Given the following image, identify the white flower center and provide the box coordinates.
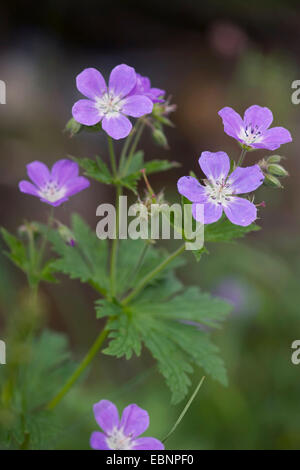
[95,92,124,118]
[205,178,233,207]
[39,181,66,203]
[239,124,263,146]
[106,427,133,450]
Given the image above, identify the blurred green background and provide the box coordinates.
[1,0,300,450]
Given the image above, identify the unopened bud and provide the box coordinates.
[57,223,76,246]
[267,163,289,177]
[267,154,284,164]
[65,117,82,137]
[152,128,168,148]
[264,173,283,188]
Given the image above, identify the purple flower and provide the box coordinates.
[218,105,292,151]
[129,73,165,103]
[177,151,264,226]
[90,400,164,450]
[19,159,90,207]
[72,65,153,140]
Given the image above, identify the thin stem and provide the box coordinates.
[122,120,145,176]
[162,376,205,444]
[107,136,117,177]
[110,184,122,299]
[122,243,186,306]
[46,327,108,410]
[237,148,247,167]
[119,129,135,173]
[37,206,54,269]
[131,242,150,283]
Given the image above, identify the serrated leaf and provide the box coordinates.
[41,214,109,294]
[71,155,113,184]
[102,266,230,403]
[205,217,260,243]
[1,228,28,272]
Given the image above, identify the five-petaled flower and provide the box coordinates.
[72,65,154,140]
[129,73,165,103]
[19,159,90,207]
[177,151,265,226]
[90,400,164,450]
[218,105,292,151]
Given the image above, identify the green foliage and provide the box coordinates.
[40,214,109,295]
[98,266,230,404]
[0,228,57,286]
[73,151,179,194]
[205,217,260,243]
[0,330,75,450]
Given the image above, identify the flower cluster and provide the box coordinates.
[177,105,292,227]
[72,65,162,140]
[90,400,164,450]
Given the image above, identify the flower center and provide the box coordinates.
[239,124,263,145]
[95,93,124,117]
[106,428,133,450]
[204,178,233,206]
[39,181,66,203]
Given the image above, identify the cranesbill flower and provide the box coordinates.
[19,159,90,207]
[90,400,164,450]
[177,151,264,226]
[218,105,292,151]
[72,65,153,140]
[129,73,165,103]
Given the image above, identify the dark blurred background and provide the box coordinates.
[1,0,300,449]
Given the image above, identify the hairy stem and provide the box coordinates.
[237,148,247,167]
[122,119,146,176]
[107,136,117,177]
[46,327,108,410]
[122,243,186,306]
[110,184,121,299]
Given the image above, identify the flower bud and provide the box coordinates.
[57,223,76,246]
[266,154,284,164]
[264,173,283,188]
[152,128,168,148]
[65,117,82,137]
[267,163,289,177]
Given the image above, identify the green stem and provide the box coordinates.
[46,327,108,410]
[122,243,186,306]
[119,130,135,173]
[162,376,205,444]
[107,136,117,177]
[110,185,122,299]
[37,206,54,269]
[237,148,247,167]
[122,120,145,176]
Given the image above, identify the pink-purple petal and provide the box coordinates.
[51,159,79,187]
[122,95,153,117]
[218,107,244,141]
[18,180,39,197]
[64,176,90,198]
[132,437,165,450]
[108,64,136,98]
[192,201,223,224]
[93,400,119,434]
[243,105,273,132]
[228,164,264,194]
[120,404,149,439]
[26,161,50,188]
[252,126,292,151]
[90,431,110,450]
[224,197,257,226]
[177,176,206,202]
[102,114,132,140]
[72,99,102,126]
[76,68,107,100]
[199,151,230,181]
